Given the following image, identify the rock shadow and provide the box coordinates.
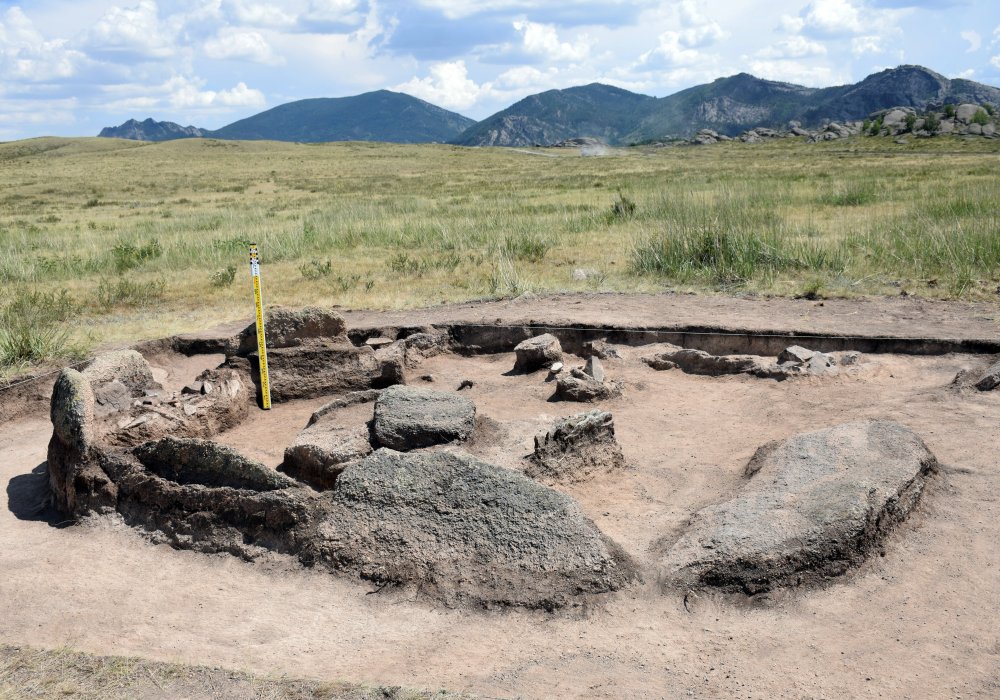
[6,462,70,527]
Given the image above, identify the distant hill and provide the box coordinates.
[209,90,475,143]
[451,83,655,147]
[98,118,206,141]
[458,65,1000,145]
[100,90,475,144]
[100,65,1000,147]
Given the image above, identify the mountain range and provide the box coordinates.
[99,65,1000,147]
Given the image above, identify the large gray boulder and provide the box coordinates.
[82,350,157,396]
[315,449,636,609]
[513,333,562,372]
[975,360,1000,391]
[661,420,937,594]
[282,422,373,490]
[372,385,475,451]
[227,306,347,357]
[528,410,625,482]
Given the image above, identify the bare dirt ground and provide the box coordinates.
[2,294,999,699]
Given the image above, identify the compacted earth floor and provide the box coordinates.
[2,295,999,699]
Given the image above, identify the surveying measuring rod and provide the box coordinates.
[249,244,272,409]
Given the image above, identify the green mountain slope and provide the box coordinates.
[207,90,475,143]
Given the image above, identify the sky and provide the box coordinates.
[2,0,1000,140]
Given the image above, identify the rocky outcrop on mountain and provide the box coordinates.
[99,118,206,142]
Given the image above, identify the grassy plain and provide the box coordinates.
[1,134,999,373]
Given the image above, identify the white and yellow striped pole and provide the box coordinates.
[249,244,271,410]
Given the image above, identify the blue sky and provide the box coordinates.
[1,0,999,140]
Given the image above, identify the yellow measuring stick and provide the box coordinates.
[249,244,271,409]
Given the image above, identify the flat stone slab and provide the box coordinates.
[661,420,937,594]
[372,385,475,451]
[976,360,1000,391]
[315,449,636,609]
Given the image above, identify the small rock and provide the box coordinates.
[584,340,621,360]
[182,381,203,395]
[419,374,434,382]
[549,362,564,373]
[513,334,563,373]
[975,360,1000,391]
[528,410,625,482]
[142,389,161,398]
[778,345,815,365]
[840,351,862,366]
[556,369,621,402]
[366,337,394,349]
[182,404,199,416]
[572,268,599,281]
[457,379,474,391]
[584,356,605,382]
[200,380,213,395]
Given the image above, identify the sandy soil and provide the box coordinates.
[2,298,999,699]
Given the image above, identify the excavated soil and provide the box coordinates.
[2,294,999,699]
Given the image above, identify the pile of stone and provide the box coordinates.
[642,344,861,379]
[869,103,997,139]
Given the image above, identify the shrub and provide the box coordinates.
[923,113,941,133]
[210,265,237,287]
[944,104,957,119]
[0,288,81,369]
[299,260,333,279]
[971,109,989,126]
[501,232,550,262]
[904,113,917,132]
[608,191,636,221]
[112,239,162,272]
[868,118,883,136]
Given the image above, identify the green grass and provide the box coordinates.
[1,134,999,372]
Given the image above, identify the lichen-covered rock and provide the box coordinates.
[48,368,117,516]
[82,350,157,396]
[372,385,475,451]
[227,306,347,357]
[315,449,636,609]
[282,422,373,490]
[528,410,625,482]
[513,333,562,373]
[975,360,1000,391]
[50,368,95,451]
[555,368,621,402]
[660,420,937,595]
[134,437,294,491]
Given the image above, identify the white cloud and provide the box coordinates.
[747,60,847,87]
[756,36,827,59]
[225,0,297,28]
[86,0,177,59]
[164,76,265,109]
[493,65,555,90]
[638,0,727,68]
[395,60,482,110]
[203,27,281,64]
[953,68,975,79]
[852,35,883,56]
[960,30,981,53]
[801,0,864,35]
[304,0,364,24]
[513,20,591,62]
[991,54,1000,70]
[0,7,85,81]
